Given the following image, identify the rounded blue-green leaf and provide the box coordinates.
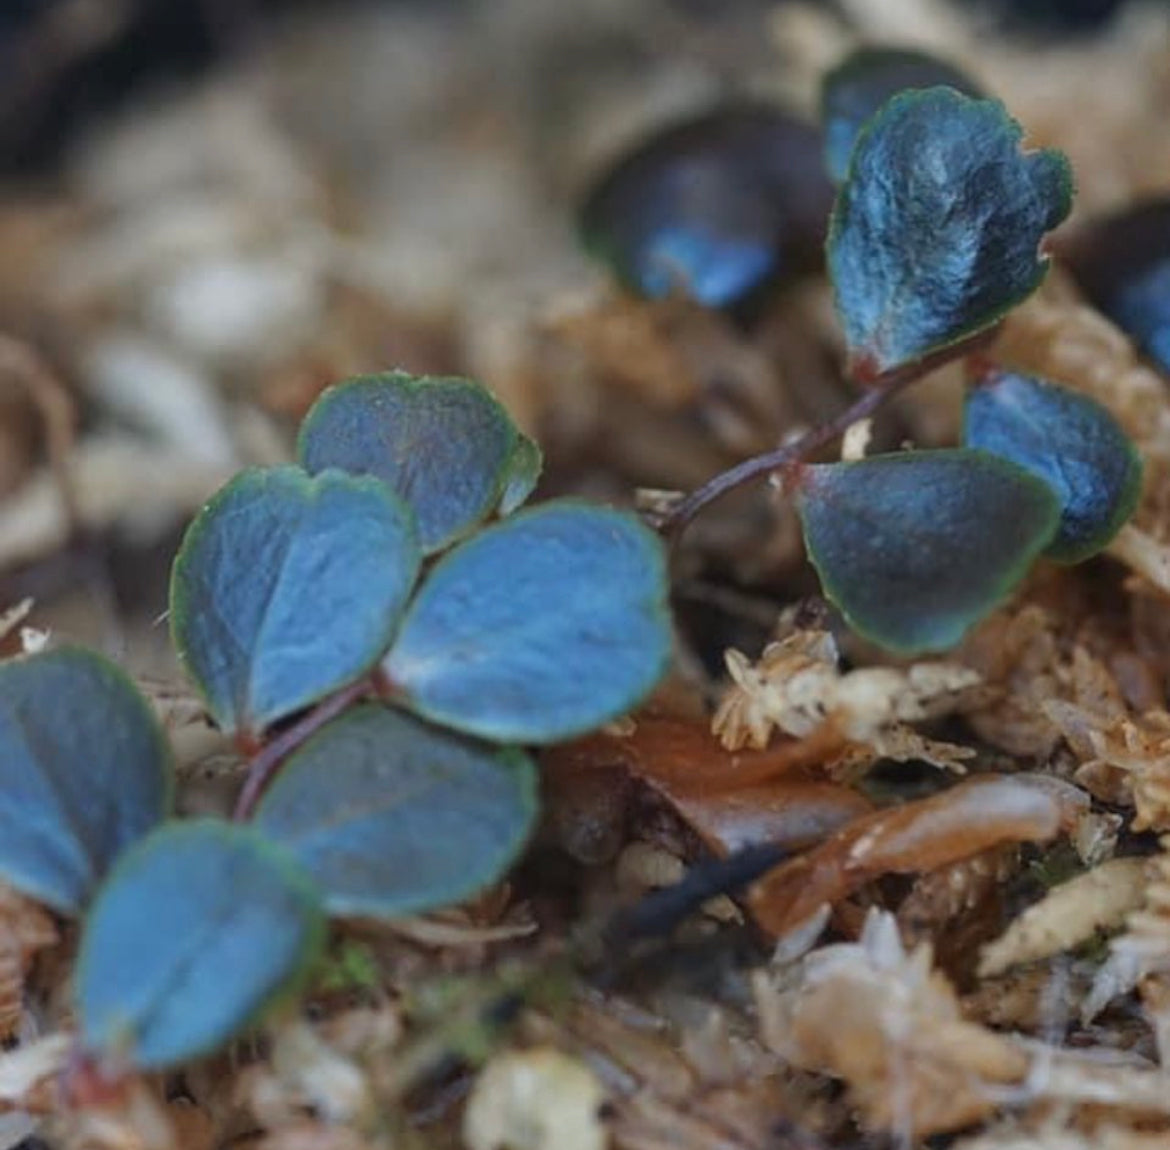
[579,103,834,310]
[828,88,1073,383]
[77,820,324,1070]
[170,465,420,739]
[254,705,537,918]
[821,48,983,183]
[964,371,1142,563]
[796,449,1061,653]
[0,648,171,914]
[383,501,672,743]
[297,372,542,553]
[1066,198,1170,374]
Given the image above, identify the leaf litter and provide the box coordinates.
[6,1,1170,1148]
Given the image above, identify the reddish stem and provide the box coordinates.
[658,327,1003,540]
[233,677,375,820]
[659,322,1006,545]
[659,380,903,538]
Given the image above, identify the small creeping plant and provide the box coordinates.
[0,371,672,1074]
[585,48,1142,653]
[0,46,1148,1083]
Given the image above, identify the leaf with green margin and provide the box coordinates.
[76,820,324,1071]
[795,449,1060,653]
[963,370,1143,563]
[821,47,983,184]
[170,465,420,738]
[254,705,537,918]
[0,648,171,914]
[828,88,1073,383]
[297,372,542,553]
[382,501,672,743]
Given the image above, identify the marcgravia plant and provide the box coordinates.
[0,371,672,1075]
[585,47,1142,653]
[0,47,1146,1083]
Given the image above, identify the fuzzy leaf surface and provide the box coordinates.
[796,449,1060,653]
[0,648,171,914]
[298,373,541,552]
[77,821,324,1070]
[828,88,1072,382]
[170,465,419,738]
[383,501,672,743]
[255,705,537,918]
[821,48,982,183]
[964,371,1142,562]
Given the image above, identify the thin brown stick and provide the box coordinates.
[233,677,375,820]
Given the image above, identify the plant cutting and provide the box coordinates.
[0,370,673,1076]
[586,54,1142,653]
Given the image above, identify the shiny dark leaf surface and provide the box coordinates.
[0,648,171,913]
[1066,199,1170,375]
[964,370,1142,562]
[77,821,324,1070]
[171,466,420,738]
[796,449,1060,652]
[299,373,541,553]
[580,104,834,309]
[255,705,537,918]
[384,501,672,743]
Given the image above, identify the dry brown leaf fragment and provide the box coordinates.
[713,630,981,773]
[978,857,1148,978]
[755,910,1028,1138]
[541,716,864,861]
[747,775,1088,938]
[463,1047,607,1150]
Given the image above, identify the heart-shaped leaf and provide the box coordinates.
[254,705,537,918]
[383,501,672,743]
[298,373,541,553]
[964,370,1142,562]
[0,648,171,914]
[795,449,1060,653]
[1066,198,1170,374]
[580,104,834,309]
[828,88,1072,383]
[821,47,983,183]
[77,821,324,1070]
[171,465,420,739]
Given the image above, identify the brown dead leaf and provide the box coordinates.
[748,775,1089,938]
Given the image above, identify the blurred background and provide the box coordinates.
[0,0,1165,677]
